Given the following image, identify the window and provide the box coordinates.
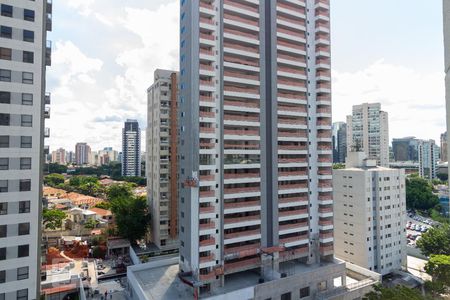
[24,9,35,21]
[17,289,28,300]
[21,136,32,148]
[1,4,12,17]
[23,51,34,63]
[19,179,31,191]
[18,245,29,258]
[23,30,34,42]
[0,69,11,82]
[0,202,6,215]
[0,47,11,60]
[281,292,291,300]
[0,114,10,125]
[22,72,33,84]
[0,225,6,237]
[0,136,8,148]
[21,115,32,127]
[17,267,29,280]
[0,26,12,39]
[0,270,4,283]
[22,93,33,105]
[20,158,31,170]
[300,287,310,298]
[0,180,7,193]
[19,201,30,213]
[0,92,10,104]
[0,158,8,170]
[0,247,5,260]
[18,223,30,235]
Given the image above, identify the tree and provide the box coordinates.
[121,176,147,186]
[425,255,450,288]
[84,218,99,230]
[44,173,65,187]
[107,183,134,201]
[45,163,68,174]
[94,202,111,210]
[43,209,67,230]
[406,176,439,210]
[364,284,430,300]
[333,163,345,170]
[437,172,448,182]
[417,224,450,256]
[110,195,150,243]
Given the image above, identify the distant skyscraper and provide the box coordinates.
[392,137,419,162]
[122,119,141,177]
[440,132,448,162]
[346,103,389,167]
[0,0,52,298]
[75,142,91,165]
[51,148,66,165]
[332,122,347,163]
[66,151,75,164]
[147,69,179,250]
[418,139,439,180]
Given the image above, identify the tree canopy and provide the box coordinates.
[364,284,430,300]
[425,254,450,288]
[107,183,135,201]
[44,173,65,187]
[416,224,450,256]
[43,209,67,230]
[406,175,439,210]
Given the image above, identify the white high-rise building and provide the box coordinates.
[418,139,439,180]
[0,0,52,298]
[334,152,407,276]
[75,142,91,166]
[346,103,389,167]
[146,69,179,250]
[121,119,141,177]
[51,148,66,165]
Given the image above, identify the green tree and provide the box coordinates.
[416,224,450,256]
[107,183,135,201]
[437,173,448,182]
[43,209,67,230]
[45,163,68,174]
[333,163,345,170]
[110,195,150,243]
[84,218,99,230]
[364,284,429,300]
[425,255,450,288]
[406,176,439,210]
[121,176,147,186]
[94,202,111,210]
[44,173,65,187]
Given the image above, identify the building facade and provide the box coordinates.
[444,1,450,179]
[51,148,66,165]
[332,122,346,164]
[74,142,91,166]
[334,152,407,276]
[147,69,179,250]
[440,132,447,162]
[418,139,439,180]
[179,0,337,295]
[0,0,52,298]
[346,103,389,167]
[392,137,419,162]
[121,119,141,177]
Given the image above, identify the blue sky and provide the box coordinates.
[47,0,446,151]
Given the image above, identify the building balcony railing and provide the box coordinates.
[45,92,51,105]
[200,174,215,181]
[279,171,307,177]
[280,247,308,258]
[200,190,215,198]
[279,222,308,231]
[224,0,259,13]
[320,245,334,254]
[200,17,214,25]
[200,206,215,214]
[224,100,259,108]
[224,143,260,150]
[224,114,259,122]
[200,127,215,134]
[279,209,308,217]
[278,78,307,88]
[319,219,333,226]
[199,1,214,10]
[200,221,215,230]
[278,184,308,191]
[224,214,260,224]
[224,173,260,180]
[224,85,260,95]
[199,237,215,247]
[224,55,260,67]
[278,66,306,75]
[280,234,308,244]
[199,272,216,281]
[318,207,333,213]
[224,13,259,26]
[44,127,50,138]
[224,28,259,40]
[46,40,52,66]
[278,53,306,63]
[200,95,214,102]
[224,71,259,81]
[224,42,259,54]
[200,79,214,86]
[200,33,215,41]
[224,243,260,256]
[319,232,333,239]
[277,27,305,38]
[317,107,331,114]
[278,157,307,164]
[279,196,308,204]
[224,129,259,136]
[200,111,215,118]
[44,106,50,119]
[224,257,260,272]
[224,200,260,209]
[278,145,307,151]
[278,105,307,113]
[277,2,306,14]
[224,186,260,195]
[277,40,306,50]
[200,48,214,56]
[277,15,306,26]
[200,253,216,263]
[278,131,307,138]
[224,228,260,239]
[318,170,332,175]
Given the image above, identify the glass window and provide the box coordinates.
[0,158,8,170]
[20,158,31,170]
[21,115,32,127]
[0,202,6,215]
[0,114,10,126]
[19,201,30,213]
[1,4,12,17]
[0,47,11,60]
[17,267,29,280]
[21,136,32,148]
[0,92,10,104]
[0,225,5,238]
[22,93,33,105]
[23,51,33,63]
[18,223,29,235]
[19,179,31,192]
[0,181,7,193]
[18,245,29,258]
[24,9,35,21]
[0,26,12,39]
[0,69,11,82]
[0,293,4,300]
[0,136,8,148]
[0,270,5,283]
[0,247,5,260]
[23,30,34,42]
[300,287,310,298]
[17,289,28,300]
[22,72,33,84]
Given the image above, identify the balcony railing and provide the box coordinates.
[224,200,260,209]
[224,228,260,239]
[224,0,259,13]
[199,237,215,247]
[279,208,308,216]
[224,186,260,194]
[224,214,260,224]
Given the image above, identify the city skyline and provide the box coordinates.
[46,0,445,151]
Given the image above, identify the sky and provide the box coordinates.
[47,0,446,152]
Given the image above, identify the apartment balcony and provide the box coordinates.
[224,257,260,274]
[199,111,215,119]
[43,145,50,155]
[199,272,216,282]
[224,70,260,82]
[224,28,259,45]
[277,2,306,18]
[320,244,334,256]
[44,127,50,138]
[278,104,307,114]
[200,16,214,26]
[224,228,260,240]
[224,114,259,124]
[224,214,260,225]
[277,14,306,30]
[319,219,333,230]
[200,126,215,134]
[223,0,259,17]
[199,237,216,247]
[46,12,52,32]
[224,243,260,257]
[224,200,260,211]
[315,0,330,9]
[277,27,306,43]
[200,33,215,46]
[224,129,259,137]
[224,143,260,151]
[278,145,307,151]
[46,40,52,66]
[279,170,308,178]
[277,53,307,67]
[278,157,307,164]
[277,40,307,53]
[317,95,331,105]
[278,78,307,92]
[44,106,50,119]
[224,172,260,180]
[224,13,259,32]
[278,65,306,78]
[279,247,308,261]
[224,186,260,195]
[200,253,216,264]
[317,107,332,116]
[199,1,214,13]
[46,0,52,14]
[200,206,215,215]
[318,169,332,176]
[278,131,307,138]
[279,222,308,232]
[224,85,260,98]
[279,196,308,205]
[200,190,215,198]
[279,234,308,247]
[319,207,333,214]
[316,10,330,22]
[279,208,308,217]
[200,95,214,103]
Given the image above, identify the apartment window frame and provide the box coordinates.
[19,179,31,192]
[23,51,34,63]
[19,201,30,214]
[18,222,30,235]
[0,69,11,82]
[0,225,6,238]
[0,26,12,39]
[1,4,12,17]
[21,114,32,127]
[17,244,29,258]
[0,202,7,215]
[23,9,35,22]
[0,91,10,104]
[20,157,31,170]
[22,93,33,105]
[300,287,310,298]
[0,113,10,126]
[21,136,32,148]
[0,180,7,193]
[17,267,29,280]
[0,270,5,283]
[0,247,5,260]
[17,289,28,300]
[0,47,11,60]
[23,30,34,42]
[0,158,8,170]
[22,72,33,84]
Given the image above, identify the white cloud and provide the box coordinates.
[64,0,95,16]
[332,60,446,143]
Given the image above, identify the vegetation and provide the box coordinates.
[106,183,135,200]
[94,202,111,210]
[416,224,450,256]
[44,173,65,187]
[84,218,99,230]
[332,163,345,170]
[44,163,68,174]
[42,209,67,230]
[425,255,450,289]
[363,284,430,300]
[436,173,448,182]
[406,175,439,210]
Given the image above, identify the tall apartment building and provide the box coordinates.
[444,1,450,179]
[0,0,52,298]
[146,69,179,250]
[332,122,346,163]
[121,119,141,177]
[51,148,66,165]
[74,142,90,166]
[418,139,439,180]
[334,152,407,275]
[346,103,389,167]
[392,137,419,162]
[440,132,447,162]
[99,147,118,164]
[178,0,344,296]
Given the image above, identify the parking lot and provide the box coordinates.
[406,212,437,247]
